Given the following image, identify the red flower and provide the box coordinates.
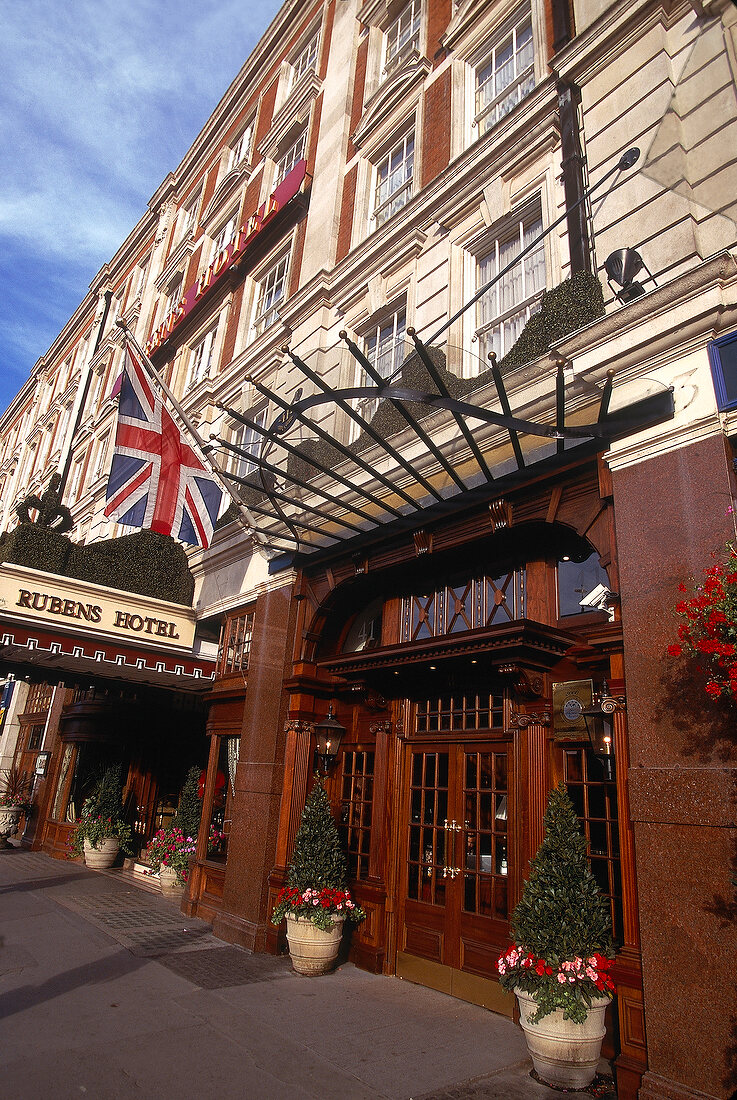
[706,680,722,697]
[667,644,682,657]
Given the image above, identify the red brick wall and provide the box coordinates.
[183,243,203,298]
[421,68,451,188]
[427,0,452,66]
[254,79,279,156]
[347,38,368,160]
[319,0,335,81]
[336,164,358,263]
[290,92,323,294]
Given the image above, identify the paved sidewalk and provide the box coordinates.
[0,849,615,1099]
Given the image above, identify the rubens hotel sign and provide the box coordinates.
[0,564,196,651]
[146,159,308,356]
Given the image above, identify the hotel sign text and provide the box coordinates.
[146,159,307,356]
[0,564,196,651]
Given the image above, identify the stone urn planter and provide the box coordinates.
[0,806,24,848]
[83,837,121,870]
[159,865,186,899]
[515,987,610,1089]
[285,913,345,976]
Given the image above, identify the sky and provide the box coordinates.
[0,0,284,416]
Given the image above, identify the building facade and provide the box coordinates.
[1,1,736,1098]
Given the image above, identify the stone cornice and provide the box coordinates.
[258,70,322,161]
[550,251,737,368]
[352,53,431,149]
[551,0,694,85]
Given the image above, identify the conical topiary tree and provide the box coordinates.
[497,783,615,1022]
[271,775,365,933]
[173,765,202,842]
[287,777,347,891]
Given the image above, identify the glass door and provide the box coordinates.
[399,740,514,995]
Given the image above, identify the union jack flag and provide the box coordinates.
[104,343,223,548]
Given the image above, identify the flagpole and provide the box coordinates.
[115,320,274,555]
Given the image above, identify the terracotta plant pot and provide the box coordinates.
[285,913,345,976]
[515,986,610,1089]
[83,837,121,870]
[159,865,186,899]
[0,806,24,849]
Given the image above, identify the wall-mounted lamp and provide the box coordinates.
[313,705,346,775]
[604,248,656,305]
[581,682,625,782]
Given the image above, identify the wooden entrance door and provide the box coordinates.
[397,741,515,1013]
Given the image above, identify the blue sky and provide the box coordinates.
[0,0,283,416]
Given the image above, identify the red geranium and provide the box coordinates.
[670,543,737,701]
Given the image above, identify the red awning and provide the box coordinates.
[0,619,214,694]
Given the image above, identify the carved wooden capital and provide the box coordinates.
[509,708,552,729]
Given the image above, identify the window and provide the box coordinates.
[474,12,534,136]
[228,124,253,172]
[558,552,611,618]
[275,130,307,188]
[167,276,183,312]
[709,329,737,411]
[68,455,85,502]
[188,325,219,387]
[178,194,200,240]
[211,211,238,263]
[253,253,290,337]
[373,131,414,228]
[340,750,375,880]
[564,748,622,943]
[476,204,545,360]
[291,28,320,86]
[353,307,407,432]
[229,409,267,479]
[401,570,526,641]
[133,257,149,299]
[94,432,110,481]
[217,611,254,675]
[385,0,421,75]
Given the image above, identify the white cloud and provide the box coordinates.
[0,0,283,412]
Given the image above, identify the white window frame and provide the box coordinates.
[474,10,535,136]
[474,201,546,363]
[384,0,422,77]
[230,408,268,479]
[372,130,415,229]
[252,252,291,339]
[291,28,320,88]
[188,324,220,388]
[68,454,85,502]
[350,306,407,441]
[210,211,239,264]
[178,192,200,241]
[94,431,110,481]
[275,129,307,188]
[134,256,149,299]
[228,123,253,172]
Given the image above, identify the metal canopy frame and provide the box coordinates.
[205,149,671,566]
[211,326,674,566]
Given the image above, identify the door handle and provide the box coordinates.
[442,820,461,878]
